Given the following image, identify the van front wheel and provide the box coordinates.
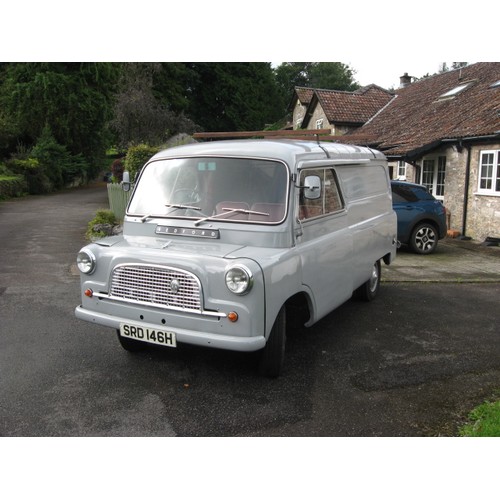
[259,306,286,378]
[116,330,146,352]
[355,260,381,302]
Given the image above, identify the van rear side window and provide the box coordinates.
[336,165,389,199]
[299,168,344,220]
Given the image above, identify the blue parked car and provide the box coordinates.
[391,181,447,254]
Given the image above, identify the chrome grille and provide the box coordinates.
[109,264,202,312]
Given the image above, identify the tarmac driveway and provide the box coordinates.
[0,184,499,437]
[383,238,500,283]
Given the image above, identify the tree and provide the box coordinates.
[274,62,314,108]
[109,63,198,148]
[0,62,120,170]
[185,63,283,132]
[308,62,358,91]
[154,63,196,115]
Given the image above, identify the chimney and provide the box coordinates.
[399,73,412,88]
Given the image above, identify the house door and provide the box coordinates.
[421,156,446,200]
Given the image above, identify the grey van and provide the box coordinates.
[75,140,397,376]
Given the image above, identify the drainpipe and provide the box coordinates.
[462,144,472,237]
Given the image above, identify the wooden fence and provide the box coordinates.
[193,129,342,142]
[107,183,131,221]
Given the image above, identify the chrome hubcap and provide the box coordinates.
[369,263,379,293]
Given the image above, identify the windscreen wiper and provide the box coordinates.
[140,204,201,223]
[165,203,201,211]
[194,208,268,226]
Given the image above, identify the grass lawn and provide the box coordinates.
[459,399,500,437]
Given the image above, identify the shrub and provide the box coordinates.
[86,209,118,241]
[31,126,91,190]
[0,163,13,176]
[6,157,52,194]
[6,128,90,194]
[110,157,125,183]
[0,174,27,199]
[124,144,160,181]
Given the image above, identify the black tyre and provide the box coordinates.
[355,260,381,302]
[259,306,286,378]
[116,330,146,352]
[410,222,438,254]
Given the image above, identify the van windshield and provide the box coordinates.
[128,157,289,224]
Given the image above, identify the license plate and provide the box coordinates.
[120,323,177,348]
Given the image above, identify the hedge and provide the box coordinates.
[0,175,27,199]
[124,144,160,182]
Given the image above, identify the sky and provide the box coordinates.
[3,2,495,72]
[348,61,456,90]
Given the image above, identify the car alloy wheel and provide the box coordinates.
[411,223,438,254]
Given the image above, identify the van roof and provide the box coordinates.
[151,139,386,165]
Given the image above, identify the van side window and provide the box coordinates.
[299,168,344,220]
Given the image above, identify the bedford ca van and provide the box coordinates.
[75,140,397,377]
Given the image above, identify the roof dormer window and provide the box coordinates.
[438,81,474,100]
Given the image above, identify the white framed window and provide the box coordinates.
[420,156,446,200]
[315,118,324,130]
[477,150,500,195]
[397,161,407,179]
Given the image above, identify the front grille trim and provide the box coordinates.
[108,263,204,313]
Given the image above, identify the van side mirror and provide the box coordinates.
[121,171,131,192]
[303,175,321,200]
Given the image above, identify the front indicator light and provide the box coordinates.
[84,289,93,297]
[77,249,96,274]
[227,311,238,322]
[225,265,253,295]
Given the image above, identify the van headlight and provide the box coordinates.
[77,249,96,274]
[225,265,253,295]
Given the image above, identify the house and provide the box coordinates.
[291,85,394,134]
[194,63,500,240]
[339,62,500,241]
[290,87,315,130]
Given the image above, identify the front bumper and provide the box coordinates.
[75,305,266,352]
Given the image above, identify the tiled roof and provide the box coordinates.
[341,62,500,157]
[288,86,315,112]
[302,85,394,127]
[295,86,314,105]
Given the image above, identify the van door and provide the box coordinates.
[295,166,353,322]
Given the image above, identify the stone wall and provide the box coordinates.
[293,101,307,129]
[440,145,466,233]
[466,142,500,240]
[308,105,330,131]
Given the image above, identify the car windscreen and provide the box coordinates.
[128,157,289,223]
